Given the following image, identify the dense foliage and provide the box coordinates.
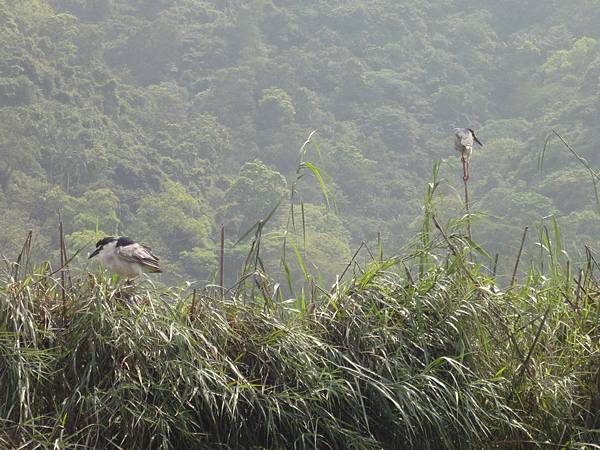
[4,1,600,448]
[2,215,600,449]
[2,0,600,284]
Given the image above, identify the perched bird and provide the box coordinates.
[454,128,483,181]
[89,236,162,279]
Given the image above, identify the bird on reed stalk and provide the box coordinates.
[89,236,162,279]
[454,128,483,181]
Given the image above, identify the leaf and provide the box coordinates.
[234,197,283,247]
[289,238,309,282]
[303,161,330,208]
[463,237,491,260]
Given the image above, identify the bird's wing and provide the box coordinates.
[140,243,160,260]
[116,243,162,273]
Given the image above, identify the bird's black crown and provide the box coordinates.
[116,237,135,247]
[95,236,116,248]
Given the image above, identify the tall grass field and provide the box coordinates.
[2,209,600,449]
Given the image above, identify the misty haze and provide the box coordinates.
[2,1,600,448]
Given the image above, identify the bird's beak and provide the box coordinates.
[89,247,101,259]
[474,136,483,147]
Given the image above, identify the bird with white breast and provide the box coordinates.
[89,236,162,279]
[454,127,483,181]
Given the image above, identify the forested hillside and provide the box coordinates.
[5,2,600,448]
[2,0,600,284]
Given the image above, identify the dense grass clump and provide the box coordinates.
[2,225,600,449]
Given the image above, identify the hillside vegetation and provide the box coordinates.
[3,1,600,447]
[2,0,600,283]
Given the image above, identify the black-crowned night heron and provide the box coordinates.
[454,128,483,181]
[89,236,162,278]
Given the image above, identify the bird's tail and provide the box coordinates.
[142,261,162,273]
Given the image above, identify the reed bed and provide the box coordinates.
[2,214,600,449]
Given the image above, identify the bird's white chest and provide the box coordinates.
[101,249,142,277]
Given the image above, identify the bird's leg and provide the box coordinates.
[461,156,469,181]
